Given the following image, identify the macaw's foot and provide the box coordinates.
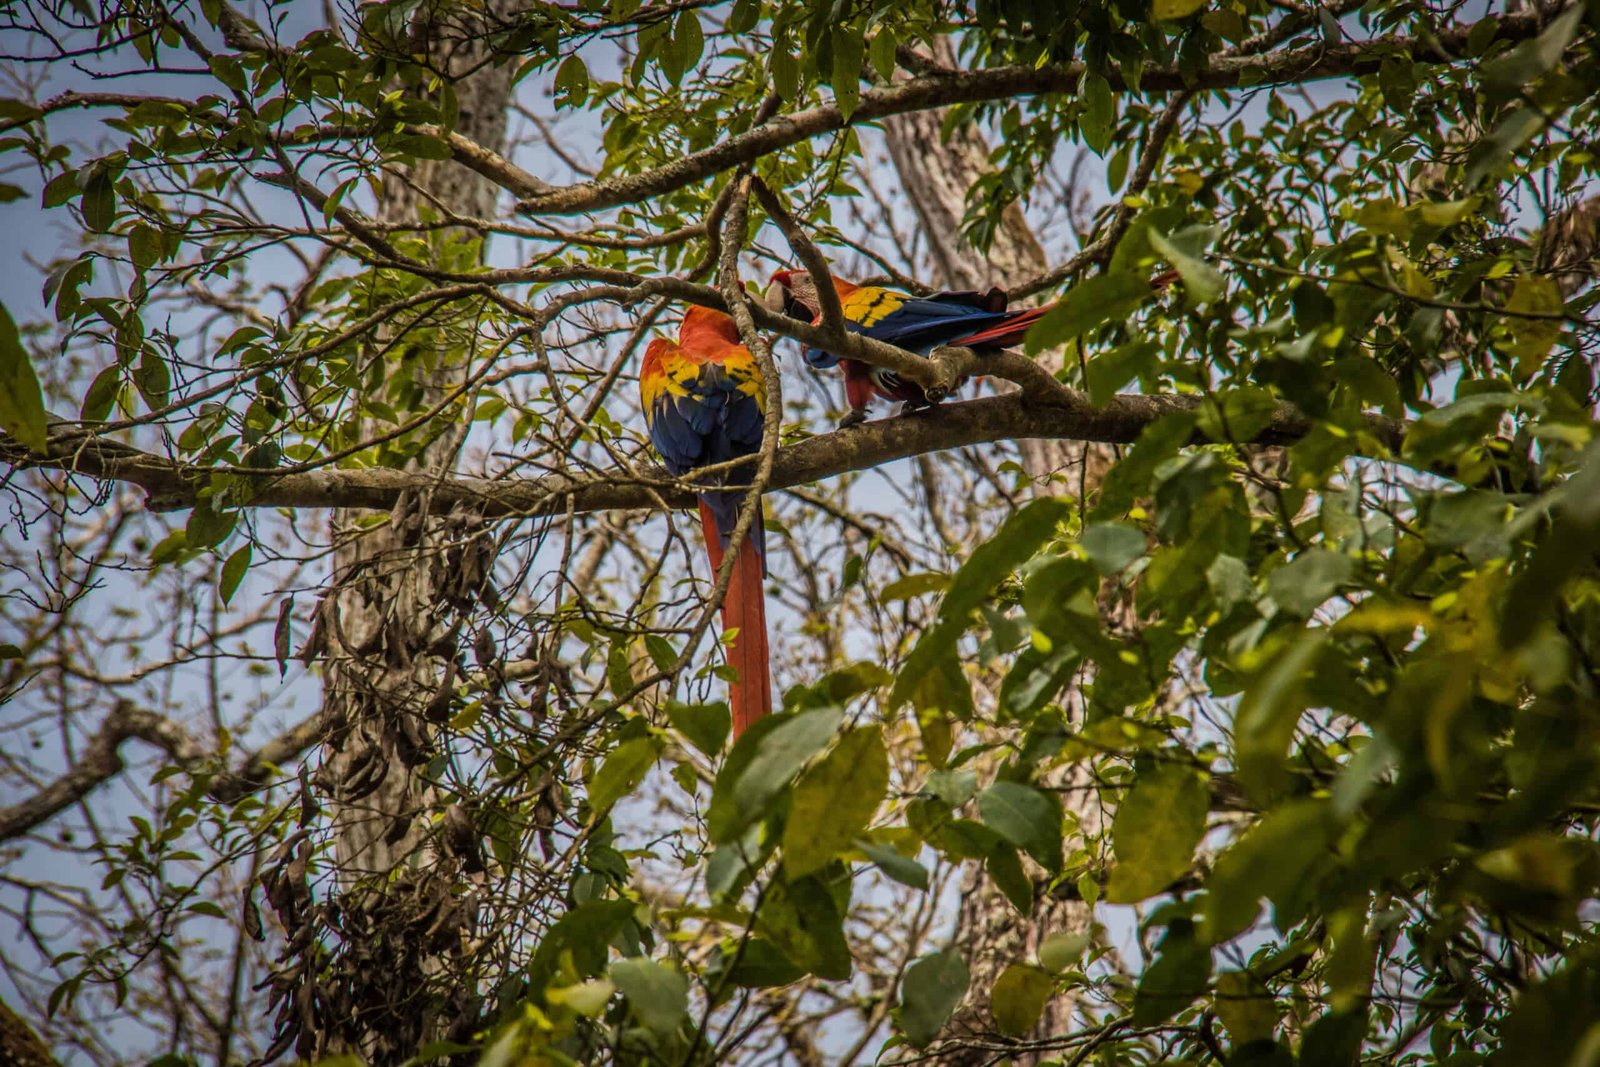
[839,408,869,428]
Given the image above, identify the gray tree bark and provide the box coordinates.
[264,8,516,1062]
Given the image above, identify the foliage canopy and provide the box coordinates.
[0,0,1598,1064]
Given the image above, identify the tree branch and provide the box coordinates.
[3,390,1406,519]
[0,701,200,841]
[514,8,1549,217]
[0,701,329,841]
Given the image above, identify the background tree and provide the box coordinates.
[1,1,1598,1065]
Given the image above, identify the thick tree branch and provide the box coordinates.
[514,9,1549,217]
[3,390,1405,518]
[0,999,59,1067]
[0,701,328,842]
[0,702,198,841]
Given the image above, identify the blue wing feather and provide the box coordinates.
[645,362,766,568]
[803,291,1014,367]
[863,298,1011,355]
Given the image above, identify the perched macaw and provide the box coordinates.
[639,305,772,737]
[763,269,1177,424]
[762,271,1046,424]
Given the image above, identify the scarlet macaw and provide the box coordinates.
[762,271,1045,424]
[763,270,1177,424]
[640,305,772,737]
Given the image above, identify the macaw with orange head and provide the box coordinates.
[764,270,1177,425]
[639,305,772,737]
[762,271,1049,425]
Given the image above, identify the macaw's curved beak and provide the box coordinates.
[762,279,788,314]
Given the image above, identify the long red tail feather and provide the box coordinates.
[949,304,1052,349]
[949,271,1183,350]
[698,500,771,738]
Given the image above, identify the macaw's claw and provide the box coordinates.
[839,408,869,428]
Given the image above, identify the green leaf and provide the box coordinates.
[1038,931,1091,973]
[783,725,888,877]
[1079,73,1114,155]
[1149,227,1224,304]
[666,699,729,758]
[755,873,851,979]
[925,768,978,807]
[1354,196,1411,238]
[0,302,48,453]
[1026,272,1150,351]
[644,634,677,673]
[984,840,1035,912]
[1106,761,1209,903]
[1080,522,1146,575]
[390,134,452,161]
[880,572,949,601]
[553,54,589,108]
[770,36,800,101]
[1200,799,1333,943]
[81,165,117,232]
[1465,107,1545,188]
[724,938,805,988]
[1266,549,1353,616]
[609,957,687,1036]
[1152,0,1206,19]
[132,349,171,411]
[1086,339,1159,406]
[1501,274,1564,376]
[527,899,636,990]
[127,223,163,270]
[672,11,704,73]
[1232,631,1327,800]
[857,838,929,890]
[1214,969,1278,1046]
[830,24,864,120]
[727,0,759,34]
[0,98,41,122]
[1133,919,1212,1026]
[219,544,251,606]
[991,963,1054,1036]
[208,54,247,92]
[708,706,843,842]
[978,781,1062,873]
[1299,1010,1367,1067]
[588,736,664,819]
[41,170,79,209]
[1482,4,1583,89]
[899,950,969,1048]
[545,978,615,1018]
[891,498,1072,710]
[185,501,236,551]
[868,27,897,82]
[1197,385,1278,443]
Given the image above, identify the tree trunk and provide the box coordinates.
[262,9,515,1063]
[883,56,1108,1064]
